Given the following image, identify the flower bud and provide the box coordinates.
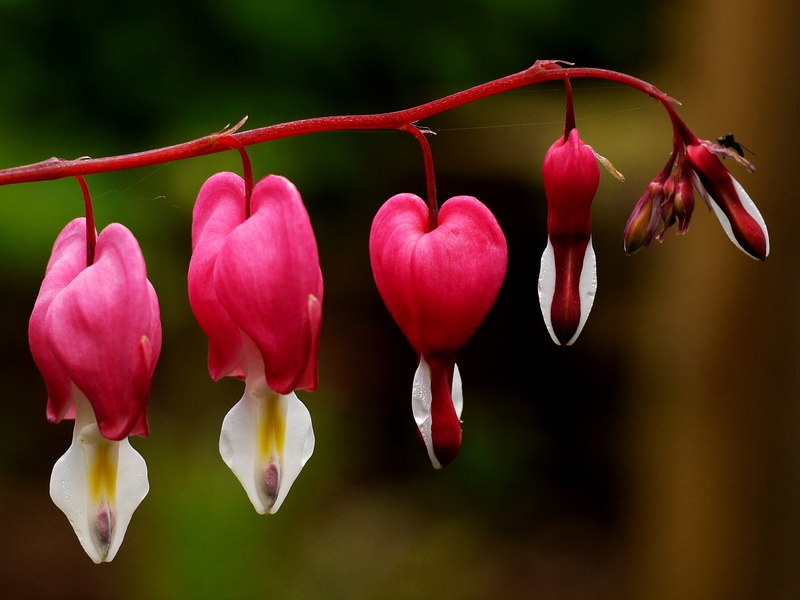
[672,168,695,234]
[538,128,600,345]
[685,143,769,260]
[623,180,664,254]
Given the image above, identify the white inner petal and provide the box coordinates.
[537,239,558,344]
[538,238,597,345]
[451,363,463,420]
[220,378,314,514]
[49,395,149,563]
[731,177,769,256]
[411,356,462,469]
[694,172,770,259]
[569,239,597,346]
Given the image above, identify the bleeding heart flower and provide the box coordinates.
[369,193,507,468]
[29,218,161,563]
[188,172,322,513]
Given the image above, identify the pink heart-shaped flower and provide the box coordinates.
[369,193,507,356]
[369,193,507,468]
[29,218,161,441]
[188,172,323,394]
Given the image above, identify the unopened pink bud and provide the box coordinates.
[672,170,695,234]
[623,181,663,254]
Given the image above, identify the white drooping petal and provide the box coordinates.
[219,378,314,514]
[411,356,463,469]
[537,239,557,343]
[694,172,771,258]
[49,396,149,563]
[537,237,597,345]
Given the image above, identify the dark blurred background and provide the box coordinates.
[0,1,797,599]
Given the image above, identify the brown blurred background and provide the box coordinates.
[0,0,796,598]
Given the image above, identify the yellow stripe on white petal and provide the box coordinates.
[49,395,149,563]
[411,356,463,469]
[219,379,314,514]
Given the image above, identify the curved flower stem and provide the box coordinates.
[217,134,254,218]
[563,78,576,137]
[664,104,701,147]
[0,61,678,187]
[402,124,438,230]
[75,175,96,266]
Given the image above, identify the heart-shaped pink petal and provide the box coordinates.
[30,220,161,440]
[189,173,323,393]
[188,172,249,380]
[369,193,507,356]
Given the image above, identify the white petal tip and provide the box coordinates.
[538,238,597,345]
[220,386,314,515]
[411,357,463,469]
[50,420,148,563]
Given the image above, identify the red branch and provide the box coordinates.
[0,61,676,187]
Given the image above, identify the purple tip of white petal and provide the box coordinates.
[537,237,597,345]
[694,173,770,259]
[411,356,463,469]
[220,383,314,514]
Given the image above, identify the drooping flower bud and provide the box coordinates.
[538,127,600,345]
[623,179,665,254]
[671,167,696,235]
[685,142,769,260]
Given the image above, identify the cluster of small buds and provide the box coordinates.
[537,80,769,348]
[623,151,695,252]
[624,129,768,261]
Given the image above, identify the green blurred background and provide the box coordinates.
[0,1,798,598]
